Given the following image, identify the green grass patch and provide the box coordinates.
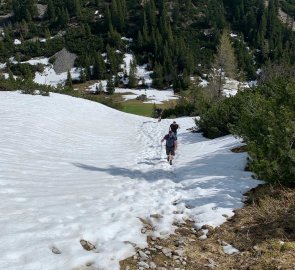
[121,99,176,117]
[121,100,155,117]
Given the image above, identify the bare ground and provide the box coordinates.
[120,184,295,270]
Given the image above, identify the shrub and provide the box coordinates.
[196,94,243,138]
[232,79,295,185]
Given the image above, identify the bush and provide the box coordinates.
[232,79,295,185]
[196,94,244,138]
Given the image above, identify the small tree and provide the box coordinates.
[66,70,73,89]
[98,82,104,94]
[128,58,138,88]
[80,69,86,83]
[106,76,115,94]
[211,29,238,99]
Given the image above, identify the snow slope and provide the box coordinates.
[0,92,262,270]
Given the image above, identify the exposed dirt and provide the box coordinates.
[120,184,295,270]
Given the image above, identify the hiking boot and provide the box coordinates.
[170,160,172,165]
[167,157,169,162]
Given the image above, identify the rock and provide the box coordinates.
[138,261,149,268]
[149,261,157,269]
[162,248,172,257]
[51,246,61,254]
[80,239,96,251]
[195,230,205,237]
[172,249,185,256]
[150,214,163,219]
[138,250,149,261]
[52,48,77,74]
[201,224,214,234]
[205,258,217,268]
[174,239,185,247]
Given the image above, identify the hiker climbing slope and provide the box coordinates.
[169,121,180,150]
[155,108,163,122]
[161,130,177,165]
[169,121,180,136]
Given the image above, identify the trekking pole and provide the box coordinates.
[160,143,162,159]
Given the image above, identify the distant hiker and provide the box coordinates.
[169,121,180,136]
[161,130,177,165]
[155,108,163,122]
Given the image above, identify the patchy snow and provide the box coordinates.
[32,57,81,86]
[199,78,209,87]
[86,81,178,104]
[121,53,133,75]
[223,78,250,97]
[119,54,153,87]
[121,37,133,42]
[87,80,107,93]
[24,57,50,66]
[14,39,21,45]
[115,87,178,104]
[0,91,262,270]
[136,64,153,87]
[223,243,240,255]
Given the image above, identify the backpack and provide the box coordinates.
[166,134,176,147]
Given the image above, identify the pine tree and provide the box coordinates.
[106,75,115,94]
[152,62,164,89]
[93,52,106,80]
[44,28,51,39]
[47,0,55,22]
[66,70,73,89]
[104,6,112,31]
[12,0,36,21]
[80,69,86,83]
[212,29,238,98]
[8,68,15,82]
[74,0,82,18]
[128,58,138,88]
[98,81,104,93]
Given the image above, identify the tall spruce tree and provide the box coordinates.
[128,58,137,88]
[212,29,238,98]
[106,75,115,94]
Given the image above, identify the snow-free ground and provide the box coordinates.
[0,92,262,270]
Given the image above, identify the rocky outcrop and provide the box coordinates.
[52,48,77,74]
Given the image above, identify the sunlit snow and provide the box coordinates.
[0,91,262,270]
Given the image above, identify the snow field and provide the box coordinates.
[0,92,262,270]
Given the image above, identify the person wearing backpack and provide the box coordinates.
[161,130,177,165]
[169,121,180,137]
[155,108,163,122]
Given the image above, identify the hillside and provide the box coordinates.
[0,0,294,93]
[0,91,262,270]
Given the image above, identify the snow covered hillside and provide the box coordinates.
[0,92,262,270]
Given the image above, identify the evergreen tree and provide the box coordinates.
[8,68,15,82]
[12,0,36,21]
[93,52,106,80]
[80,69,86,83]
[66,70,73,89]
[152,62,164,89]
[47,0,56,22]
[106,75,115,94]
[74,0,82,18]
[98,81,104,93]
[128,58,138,88]
[213,29,238,98]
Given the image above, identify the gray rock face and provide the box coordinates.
[53,48,77,74]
